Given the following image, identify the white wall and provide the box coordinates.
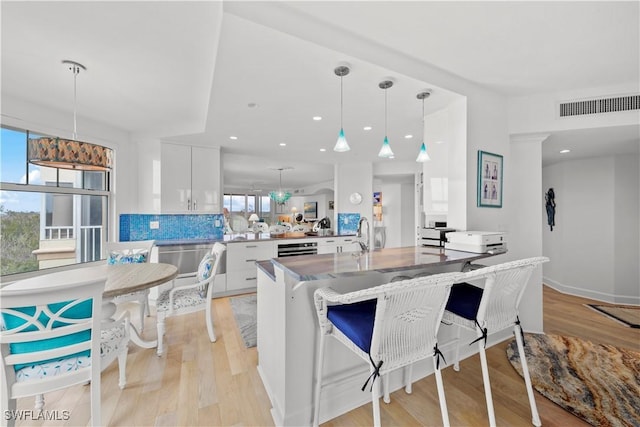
[542,154,640,304]
[508,83,640,135]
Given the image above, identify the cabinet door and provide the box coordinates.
[339,237,358,253]
[161,143,192,212]
[317,239,338,254]
[191,146,220,212]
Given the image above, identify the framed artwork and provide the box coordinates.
[328,200,334,210]
[304,201,317,219]
[477,150,503,208]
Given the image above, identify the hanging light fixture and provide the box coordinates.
[416,90,432,162]
[378,80,394,158]
[269,167,292,205]
[333,65,350,152]
[28,60,113,171]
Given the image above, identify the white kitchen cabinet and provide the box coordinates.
[161,142,221,212]
[317,236,358,254]
[226,241,276,291]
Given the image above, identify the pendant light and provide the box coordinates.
[416,90,432,162]
[378,80,394,158]
[333,65,350,152]
[28,60,113,171]
[269,167,292,205]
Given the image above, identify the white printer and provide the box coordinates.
[444,231,507,254]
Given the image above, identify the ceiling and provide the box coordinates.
[2,1,638,194]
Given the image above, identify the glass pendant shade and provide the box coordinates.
[416,142,431,162]
[334,128,350,152]
[269,190,291,205]
[269,168,292,205]
[378,136,394,158]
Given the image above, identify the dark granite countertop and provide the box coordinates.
[268,246,493,281]
[155,232,356,246]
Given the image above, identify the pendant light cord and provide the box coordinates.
[340,75,344,129]
[384,87,388,137]
[72,64,79,140]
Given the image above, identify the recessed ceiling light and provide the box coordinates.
[404,134,413,139]
[279,143,286,147]
[363,126,372,131]
[560,149,571,154]
[319,148,326,152]
[313,116,322,121]
[229,136,238,140]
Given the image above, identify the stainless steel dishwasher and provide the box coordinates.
[157,243,226,275]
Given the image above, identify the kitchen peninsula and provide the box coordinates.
[256,246,497,426]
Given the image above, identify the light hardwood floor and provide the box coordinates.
[13,286,639,426]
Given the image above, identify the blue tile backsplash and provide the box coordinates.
[337,213,360,235]
[119,214,224,242]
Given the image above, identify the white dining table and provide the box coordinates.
[3,263,179,349]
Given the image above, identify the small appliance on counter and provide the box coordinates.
[444,231,507,254]
[420,227,456,247]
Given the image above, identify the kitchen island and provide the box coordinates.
[154,232,358,297]
[256,246,498,426]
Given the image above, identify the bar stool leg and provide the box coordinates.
[432,356,450,427]
[383,374,390,403]
[370,368,382,427]
[404,364,414,394]
[453,324,462,371]
[478,341,496,426]
[514,325,541,426]
[312,333,326,427]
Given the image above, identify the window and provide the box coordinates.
[0,126,111,277]
[223,194,271,219]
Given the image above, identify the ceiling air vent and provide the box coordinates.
[559,94,640,117]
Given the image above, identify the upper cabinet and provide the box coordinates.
[161,142,221,213]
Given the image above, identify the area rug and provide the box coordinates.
[586,304,640,328]
[229,294,257,348]
[506,333,640,427]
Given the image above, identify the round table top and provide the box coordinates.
[2,263,178,298]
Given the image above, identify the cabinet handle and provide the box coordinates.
[344,239,352,242]
[246,245,258,248]
[193,200,197,210]
[326,240,335,243]
[246,259,257,262]
[187,198,191,210]
[246,277,257,281]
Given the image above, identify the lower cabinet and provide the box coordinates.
[317,236,358,254]
[226,241,276,292]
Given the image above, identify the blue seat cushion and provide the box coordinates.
[327,299,377,353]
[1,300,93,371]
[445,282,484,320]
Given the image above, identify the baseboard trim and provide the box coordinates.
[543,278,640,306]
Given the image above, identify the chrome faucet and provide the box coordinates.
[356,217,370,252]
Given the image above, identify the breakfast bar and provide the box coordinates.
[256,246,496,426]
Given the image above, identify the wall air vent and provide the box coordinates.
[559,94,640,117]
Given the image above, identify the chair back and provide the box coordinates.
[201,242,226,299]
[371,273,460,373]
[269,224,287,234]
[252,222,269,233]
[316,272,462,374]
[0,271,105,394]
[105,240,155,264]
[461,257,549,332]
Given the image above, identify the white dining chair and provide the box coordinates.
[440,256,549,426]
[1,275,106,426]
[155,242,226,356]
[105,239,155,331]
[313,272,462,427]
